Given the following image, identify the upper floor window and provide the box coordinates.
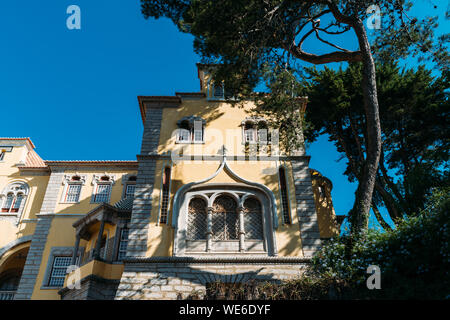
[1,182,29,214]
[0,150,5,161]
[176,116,205,143]
[61,175,85,204]
[242,118,270,144]
[91,174,115,204]
[207,80,235,100]
[122,175,137,199]
[213,84,224,99]
[94,184,111,203]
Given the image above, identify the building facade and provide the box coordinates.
[0,65,339,300]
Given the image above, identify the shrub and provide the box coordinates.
[312,188,450,299]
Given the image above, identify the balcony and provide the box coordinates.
[0,291,15,300]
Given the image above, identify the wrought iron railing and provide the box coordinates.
[0,291,15,300]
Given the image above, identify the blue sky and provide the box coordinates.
[0,1,447,230]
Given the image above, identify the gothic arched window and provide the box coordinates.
[212,195,238,240]
[187,198,207,240]
[243,197,264,240]
[1,182,29,214]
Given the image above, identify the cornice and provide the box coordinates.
[122,256,311,264]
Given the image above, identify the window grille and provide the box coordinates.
[243,198,264,240]
[48,256,72,287]
[94,184,111,203]
[11,194,23,212]
[279,167,291,224]
[245,129,255,143]
[159,167,171,224]
[65,184,81,203]
[117,229,129,261]
[193,129,203,142]
[187,198,207,240]
[2,193,14,212]
[125,184,135,198]
[212,195,238,240]
[258,129,268,144]
[178,128,190,142]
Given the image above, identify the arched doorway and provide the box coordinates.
[0,245,29,300]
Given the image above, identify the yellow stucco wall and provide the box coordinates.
[1,91,338,299]
[0,144,48,249]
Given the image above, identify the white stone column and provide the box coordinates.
[206,207,213,252]
[238,206,245,252]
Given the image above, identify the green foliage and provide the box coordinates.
[312,187,450,299]
[303,62,449,224]
[201,277,355,300]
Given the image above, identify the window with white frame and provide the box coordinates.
[1,182,29,214]
[176,117,205,143]
[61,174,86,204]
[48,256,72,287]
[94,184,111,203]
[117,228,129,261]
[123,175,136,199]
[64,184,81,203]
[242,118,271,145]
[125,184,135,198]
[91,174,115,204]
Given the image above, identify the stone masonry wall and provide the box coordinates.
[126,107,162,258]
[59,275,120,300]
[291,159,322,257]
[115,257,310,300]
[15,169,64,300]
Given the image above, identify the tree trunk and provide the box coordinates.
[348,19,382,236]
[371,202,392,231]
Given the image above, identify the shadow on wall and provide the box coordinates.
[116,261,308,300]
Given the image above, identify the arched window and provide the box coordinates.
[1,182,29,214]
[212,195,238,240]
[213,84,224,99]
[187,198,207,240]
[159,167,171,224]
[243,197,264,240]
[2,194,14,212]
